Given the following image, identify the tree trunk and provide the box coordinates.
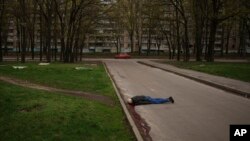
[220,26,225,56]
[137,31,142,55]
[175,7,181,61]
[0,26,2,62]
[21,25,26,63]
[3,30,8,55]
[69,28,76,63]
[16,19,20,62]
[73,31,80,63]
[54,35,57,61]
[238,18,246,57]
[46,20,52,62]
[204,18,209,60]
[225,25,231,54]
[39,14,43,61]
[156,38,161,56]
[194,7,204,61]
[80,42,84,61]
[183,19,190,62]
[64,21,74,63]
[130,32,134,53]
[60,35,65,62]
[207,19,218,62]
[147,28,151,56]
[58,17,65,61]
[195,26,203,61]
[0,33,3,62]
[157,44,160,56]
[0,0,4,62]
[31,37,35,60]
[166,35,172,59]
[115,36,120,54]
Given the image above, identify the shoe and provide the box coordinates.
[169,97,174,103]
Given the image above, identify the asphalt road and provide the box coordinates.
[105,60,250,141]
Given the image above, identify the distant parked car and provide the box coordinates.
[115,53,131,59]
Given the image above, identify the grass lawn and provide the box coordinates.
[0,62,115,98]
[0,62,135,141]
[164,61,250,82]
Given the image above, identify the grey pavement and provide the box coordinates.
[138,60,250,98]
[104,59,250,141]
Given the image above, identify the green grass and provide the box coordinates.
[0,62,115,98]
[164,61,250,82]
[0,62,135,141]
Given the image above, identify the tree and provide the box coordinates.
[117,0,138,53]
[30,0,38,60]
[12,0,29,63]
[0,0,11,57]
[206,0,240,62]
[106,0,124,54]
[237,0,250,56]
[192,0,208,61]
[169,0,190,61]
[35,0,54,62]
[53,0,100,63]
[135,0,143,55]
[155,32,164,56]
[143,0,165,56]
[223,17,235,55]
[175,4,181,61]
[0,0,8,62]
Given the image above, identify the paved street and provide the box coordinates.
[105,60,250,141]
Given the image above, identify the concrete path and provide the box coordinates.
[105,59,250,141]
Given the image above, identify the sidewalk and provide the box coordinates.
[138,60,250,98]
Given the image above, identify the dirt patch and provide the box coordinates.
[0,76,114,106]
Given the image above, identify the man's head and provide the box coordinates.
[127,98,133,104]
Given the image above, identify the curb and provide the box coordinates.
[138,61,250,99]
[103,62,144,141]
